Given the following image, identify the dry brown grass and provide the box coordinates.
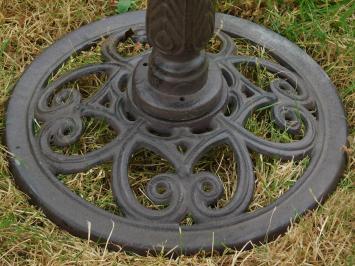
[0,0,354,265]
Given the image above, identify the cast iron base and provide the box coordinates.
[6,12,347,255]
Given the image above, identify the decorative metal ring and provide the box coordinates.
[6,12,347,255]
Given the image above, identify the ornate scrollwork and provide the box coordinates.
[31,26,318,224]
[6,10,347,254]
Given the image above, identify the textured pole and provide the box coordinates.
[146,0,215,95]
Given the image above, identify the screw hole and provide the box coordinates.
[143,62,148,67]
[180,97,185,102]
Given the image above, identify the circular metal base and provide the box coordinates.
[6,12,347,255]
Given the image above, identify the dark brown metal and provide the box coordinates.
[5,0,348,256]
[130,0,227,126]
[146,0,214,94]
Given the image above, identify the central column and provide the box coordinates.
[129,0,226,127]
[147,0,215,95]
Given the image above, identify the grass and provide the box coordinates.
[0,0,354,265]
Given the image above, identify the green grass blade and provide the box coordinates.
[116,0,135,14]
